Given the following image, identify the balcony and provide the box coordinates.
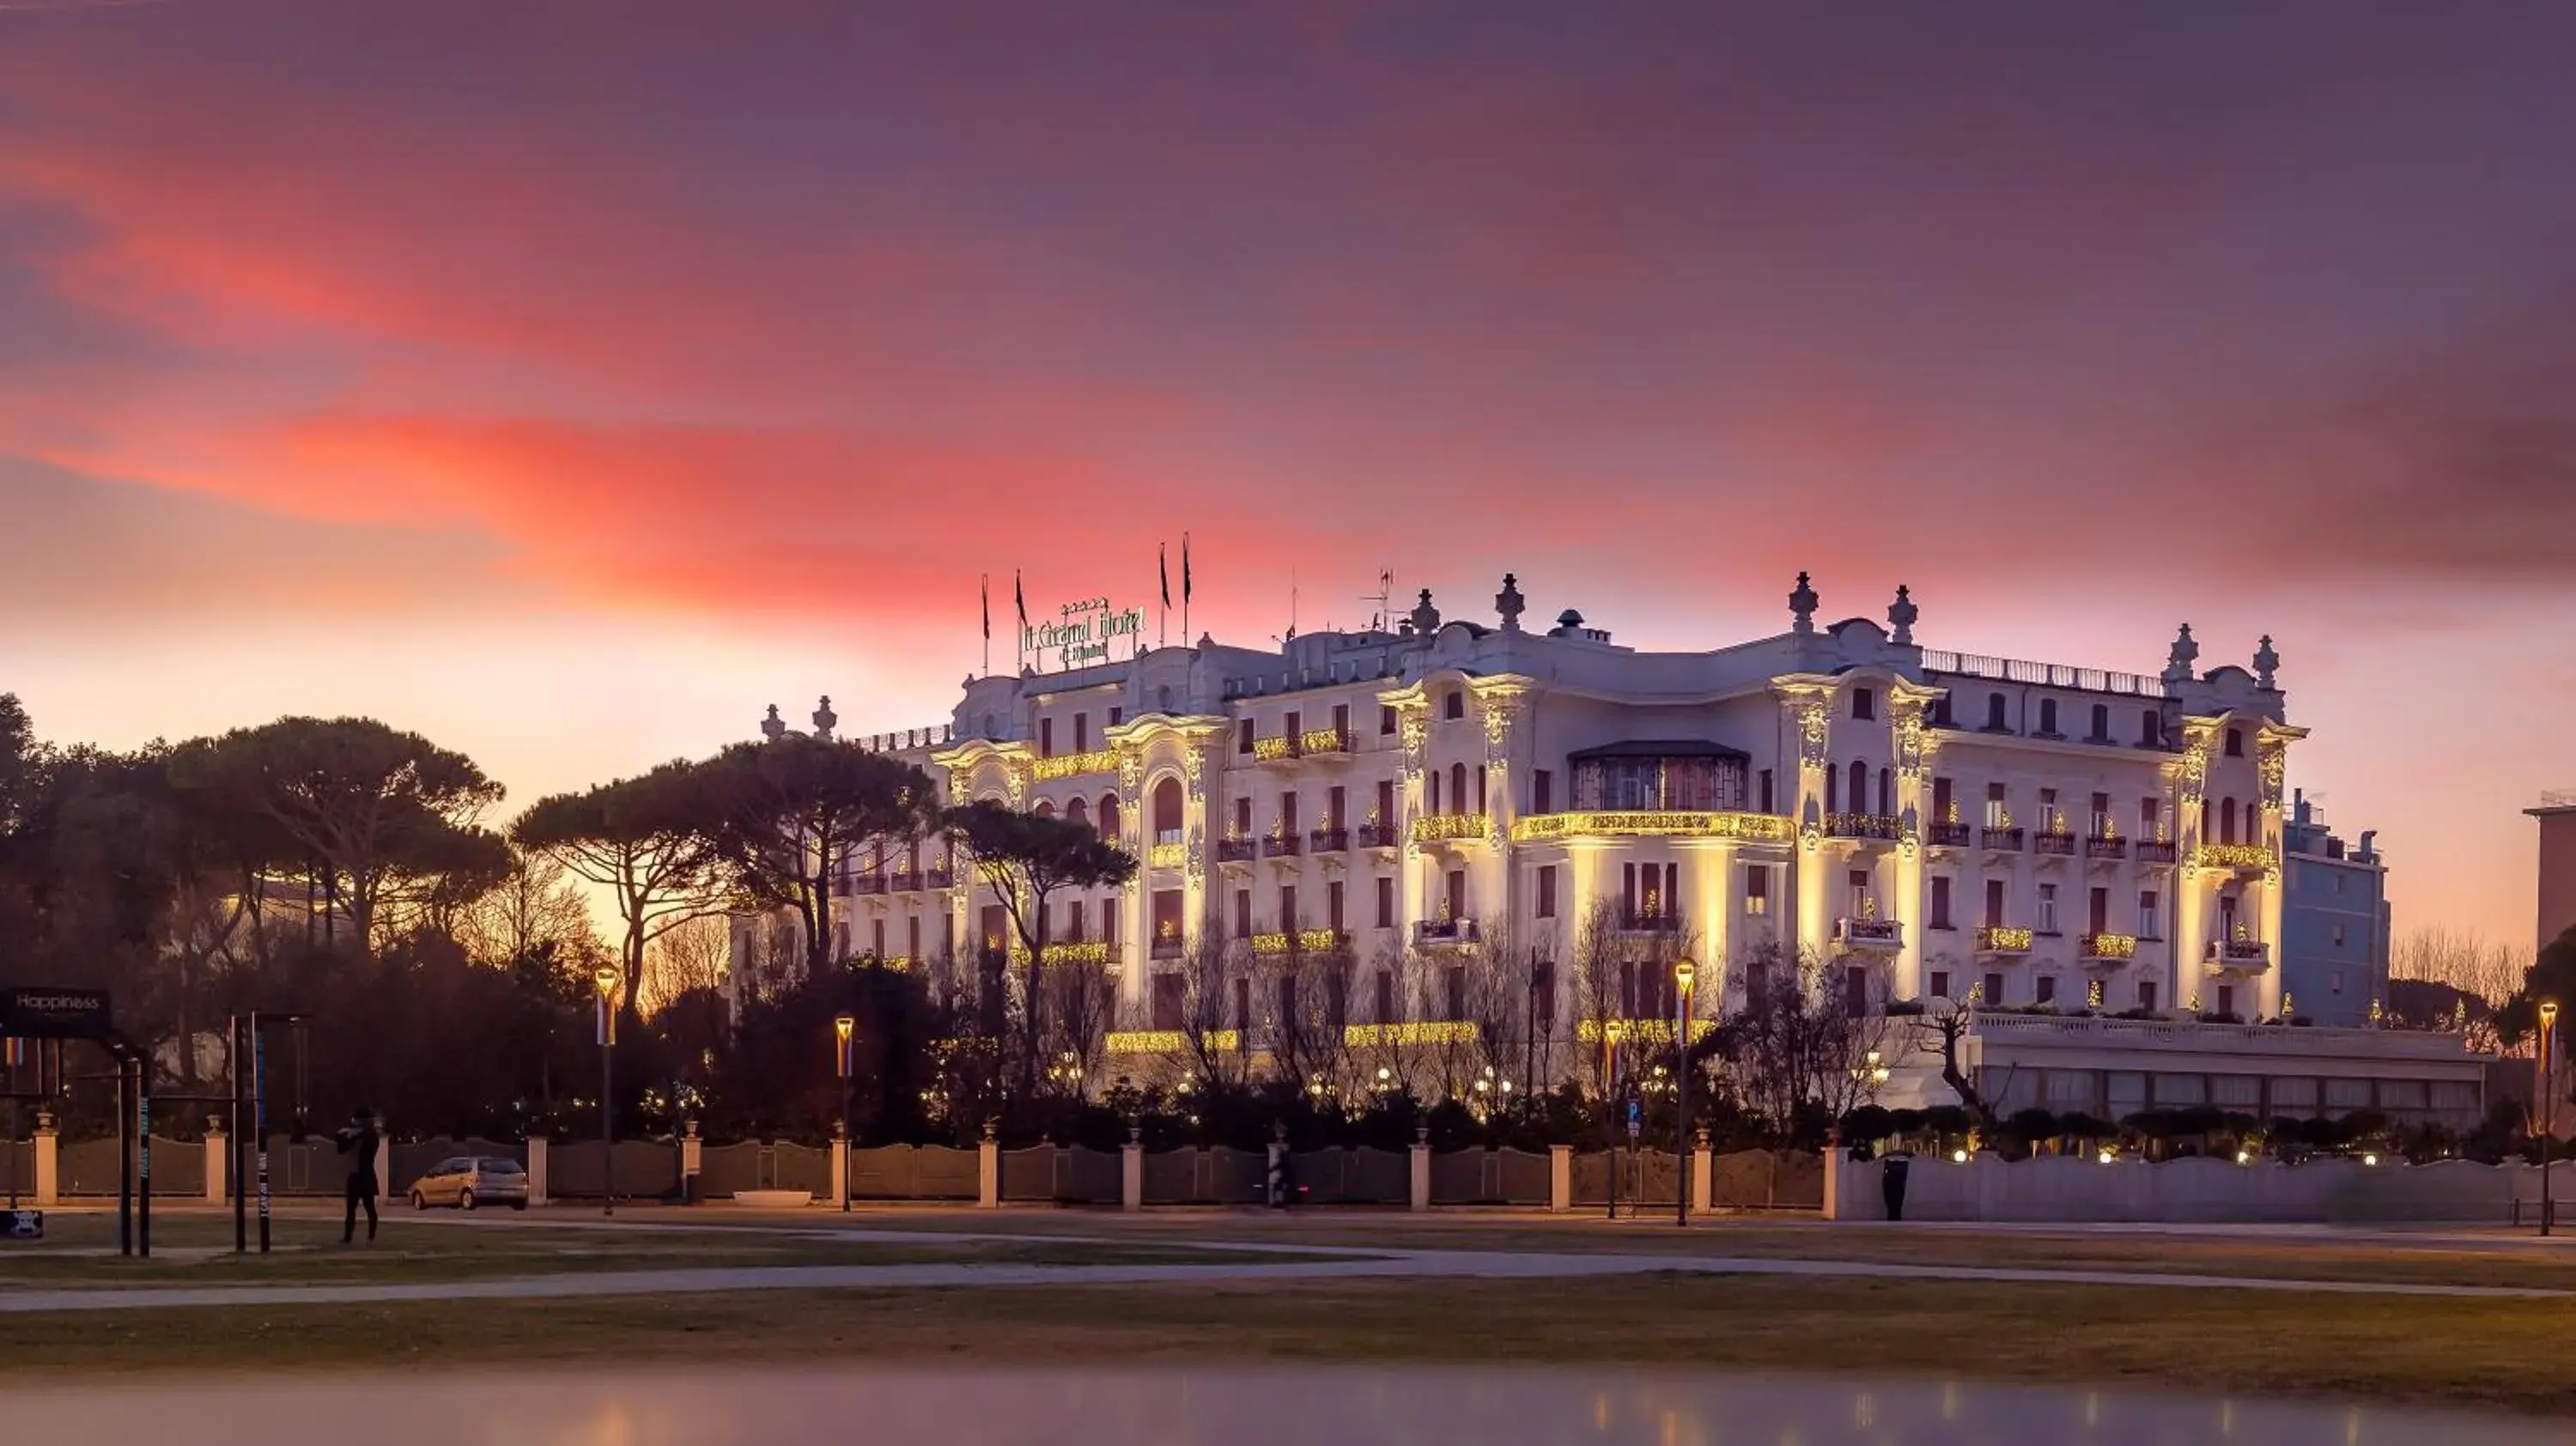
[1251,928,1346,956]
[2080,932,2140,964]
[2083,836,2126,861]
[1358,821,1400,849]
[1040,939,1110,966]
[1147,841,1188,871]
[1617,909,1685,936]
[1927,821,1972,848]
[1261,833,1302,859]
[852,874,890,896]
[1835,916,1904,951]
[1974,925,2033,957]
[1826,812,1901,842]
[2194,843,2271,874]
[1216,837,1258,864]
[926,866,957,890]
[2135,840,2178,866]
[1150,934,1185,960]
[1309,826,1349,853]
[1981,826,2025,852]
[1414,917,1481,947]
[889,870,925,891]
[1510,811,1793,844]
[1252,726,1352,762]
[2208,937,2271,970]
[2032,830,2077,859]
[1029,747,1118,781]
[1411,812,1486,844]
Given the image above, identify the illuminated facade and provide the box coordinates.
[752,573,2362,1053]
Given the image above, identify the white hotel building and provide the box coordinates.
[750,573,2487,1125]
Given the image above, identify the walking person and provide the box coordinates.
[336,1106,380,1245]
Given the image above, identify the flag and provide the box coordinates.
[1182,533,1192,603]
[1014,570,1027,629]
[1159,543,1170,609]
[981,574,990,640]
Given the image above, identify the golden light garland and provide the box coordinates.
[1509,811,1792,843]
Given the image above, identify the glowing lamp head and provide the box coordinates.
[834,1015,855,1044]
[1952,1148,1969,1163]
[2543,1000,2561,1028]
[1674,958,1697,990]
[592,963,621,999]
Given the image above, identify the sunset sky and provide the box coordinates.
[3,3,2570,946]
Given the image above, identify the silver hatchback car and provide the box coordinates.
[408,1156,530,1211]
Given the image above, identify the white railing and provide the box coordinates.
[1919,650,2166,698]
[859,723,957,752]
[1963,1013,2473,1059]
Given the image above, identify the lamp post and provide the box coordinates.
[835,1014,855,1214]
[2541,999,2561,1236]
[593,963,620,1218]
[1674,958,1696,1229]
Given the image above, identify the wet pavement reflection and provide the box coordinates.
[6,1365,2554,1445]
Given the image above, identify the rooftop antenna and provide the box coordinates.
[1361,568,1393,632]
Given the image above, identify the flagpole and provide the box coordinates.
[1182,532,1191,645]
[981,574,991,678]
[1158,542,1169,651]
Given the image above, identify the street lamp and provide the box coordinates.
[1674,957,1696,1229]
[593,963,620,1218]
[2541,999,2561,1236]
[834,1014,856,1214]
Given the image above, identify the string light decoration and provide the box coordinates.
[1343,1021,1478,1048]
[1030,748,1119,781]
[1510,811,1791,843]
[1411,813,1485,843]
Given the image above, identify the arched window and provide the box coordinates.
[2090,703,2109,741]
[1032,799,1054,819]
[1877,768,1892,817]
[1099,794,1121,841]
[1428,770,1442,813]
[1848,761,1868,816]
[2221,798,2238,845]
[1151,777,1184,843]
[1826,764,1838,814]
[1450,762,1467,814]
[1066,797,1089,829]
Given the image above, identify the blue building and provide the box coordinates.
[2278,790,2388,1027]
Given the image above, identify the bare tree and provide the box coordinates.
[457,848,595,970]
[1262,939,1358,1097]
[2391,927,2528,1005]
[1723,939,1896,1131]
[641,913,731,1015]
[1042,945,1119,1093]
[1176,928,1255,1094]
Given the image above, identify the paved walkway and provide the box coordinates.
[5,1225,2571,1313]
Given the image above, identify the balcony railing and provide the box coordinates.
[1617,910,1685,935]
[1150,935,1185,960]
[1105,1028,1239,1054]
[2135,840,2178,865]
[2208,938,2271,967]
[2033,831,2077,857]
[1216,838,1258,863]
[890,870,924,891]
[1147,841,1188,870]
[2080,932,2139,962]
[1040,939,1110,966]
[1927,821,1972,848]
[1030,747,1118,781]
[1261,834,1302,858]
[1358,821,1400,848]
[1252,726,1352,762]
[2084,837,2126,860]
[1411,813,1486,844]
[2195,843,2272,872]
[1974,925,2033,956]
[1309,826,1350,853]
[1510,811,1792,843]
[1343,1020,1478,1048]
[1826,812,1901,841]
[1982,826,2025,851]
[852,874,890,896]
[1836,916,1904,951]
[1414,917,1481,946]
[1251,928,1346,956]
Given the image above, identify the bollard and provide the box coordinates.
[204,1123,229,1206]
[526,1135,550,1207]
[1549,1144,1572,1212]
[1121,1138,1143,1212]
[32,1109,58,1206]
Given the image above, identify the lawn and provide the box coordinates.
[3,1273,2573,1415]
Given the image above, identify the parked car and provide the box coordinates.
[408,1156,530,1211]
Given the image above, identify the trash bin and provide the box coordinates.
[1880,1153,1911,1222]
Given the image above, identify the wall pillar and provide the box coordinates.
[829,1125,849,1208]
[679,1121,702,1205]
[1690,1127,1713,1213]
[526,1135,550,1206]
[374,1132,391,1202]
[1121,1139,1144,1212]
[33,1111,58,1206]
[978,1132,1000,1209]
[204,1126,229,1206]
[1822,1145,1843,1221]
[1408,1132,1431,1212]
[1549,1143,1572,1213]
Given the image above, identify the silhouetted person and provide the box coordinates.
[336,1107,380,1244]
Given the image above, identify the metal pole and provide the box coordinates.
[841,1072,854,1214]
[6,1036,20,1212]
[2543,1017,2556,1237]
[1603,1031,1619,1221]
[116,1053,133,1257]
[230,1016,246,1255]
[600,995,615,1220]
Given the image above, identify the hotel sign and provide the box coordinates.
[1025,596,1144,671]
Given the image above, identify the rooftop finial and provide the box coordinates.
[760,703,787,741]
[1789,571,1819,635]
[1495,573,1525,632]
[811,695,837,742]
[2162,623,2199,684]
[2253,635,2280,690]
[1886,584,1917,646]
[1408,587,1441,635]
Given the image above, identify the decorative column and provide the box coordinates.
[1888,689,1941,1001]
[1182,743,1212,953]
[2256,729,2292,1020]
[1117,744,1149,1013]
[2172,727,2212,1012]
[1397,705,1431,983]
[1780,689,1834,963]
[1479,684,1525,948]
